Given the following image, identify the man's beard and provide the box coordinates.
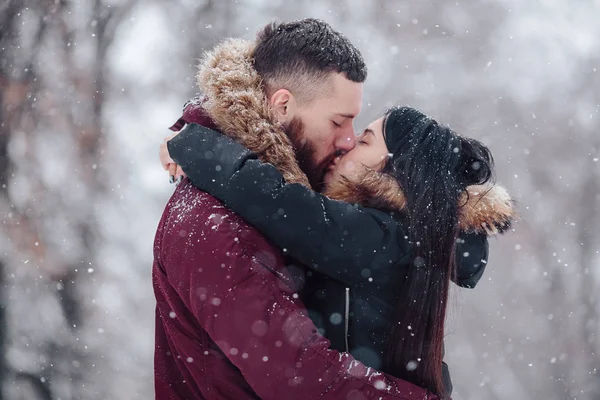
[285,117,333,192]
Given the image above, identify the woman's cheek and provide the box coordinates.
[340,159,369,182]
[340,159,357,175]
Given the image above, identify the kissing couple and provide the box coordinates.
[154,18,515,400]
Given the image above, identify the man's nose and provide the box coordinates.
[334,127,356,153]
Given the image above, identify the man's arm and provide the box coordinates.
[160,187,436,400]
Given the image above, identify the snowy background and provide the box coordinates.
[1,0,599,399]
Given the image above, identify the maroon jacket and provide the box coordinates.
[153,182,440,400]
[153,102,437,399]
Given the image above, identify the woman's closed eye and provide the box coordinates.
[356,127,376,145]
[357,133,370,145]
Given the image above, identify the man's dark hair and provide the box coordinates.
[253,19,367,103]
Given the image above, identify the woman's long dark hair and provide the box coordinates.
[381,107,494,398]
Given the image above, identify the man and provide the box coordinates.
[154,19,482,399]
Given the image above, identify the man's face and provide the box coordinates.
[286,73,363,191]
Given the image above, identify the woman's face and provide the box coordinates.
[323,116,389,187]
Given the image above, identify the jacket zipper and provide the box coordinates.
[344,287,350,353]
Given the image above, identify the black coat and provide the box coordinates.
[168,124,489,395]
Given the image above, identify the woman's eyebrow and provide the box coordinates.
[363,128,375,137]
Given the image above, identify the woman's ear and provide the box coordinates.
[270,88,297,125]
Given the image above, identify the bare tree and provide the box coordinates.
[1,0,138,398]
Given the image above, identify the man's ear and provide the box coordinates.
[270,88,298,125]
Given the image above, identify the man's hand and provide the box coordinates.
[160,133,186,183]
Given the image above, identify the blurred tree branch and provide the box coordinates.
[1,0,139,398]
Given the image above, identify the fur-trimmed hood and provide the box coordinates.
[196,38,309,187]
[195,39,516,235]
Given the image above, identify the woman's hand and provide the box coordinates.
[160,133,186,183]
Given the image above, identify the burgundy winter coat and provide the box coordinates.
[152,106,438,399]
[153,183,443,400]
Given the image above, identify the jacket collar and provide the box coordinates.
[195,39,516,235]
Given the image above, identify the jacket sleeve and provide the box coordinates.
[454,232,489,288]
[168,123,488,288]
[160,189,437,400]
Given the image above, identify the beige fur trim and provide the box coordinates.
[195,39,516,236]
[458,184,516,235]
[324,170,407,211]
[325,172,515,236]
[197,39,309,187]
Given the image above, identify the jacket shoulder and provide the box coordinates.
[157,180,282,272]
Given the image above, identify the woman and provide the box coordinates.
[160,106,514,398]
